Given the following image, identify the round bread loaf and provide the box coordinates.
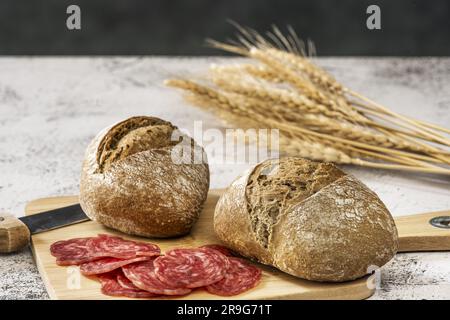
[80,116,209,238]
[214,157,398,282]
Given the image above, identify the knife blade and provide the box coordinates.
[19,203,89,234]
[0,203,90,253]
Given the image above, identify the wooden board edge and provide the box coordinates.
[261,277,374,300]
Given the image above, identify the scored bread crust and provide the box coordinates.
[214,158,398,282]
[80,116,209,238]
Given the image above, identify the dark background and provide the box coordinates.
[0,0,449,56]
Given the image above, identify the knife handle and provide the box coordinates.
[0,214,31,253]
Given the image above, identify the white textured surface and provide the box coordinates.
[0,57,449,299]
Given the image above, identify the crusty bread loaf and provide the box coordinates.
[80,116,209,238]
[214,157,398,282]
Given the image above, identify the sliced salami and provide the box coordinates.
[51,235,160,266]
[51,237,101,266]
[154,248,227,289]
[117,273,141,291]
[87,234,160,259]
[200,244,236,257]
[50,237,92,258]
[206,257,262,296]
[80,256,152,275]
[50,235,263,298]
[122,260,191,296]
[98,271,157,299]
[56,256,96,266]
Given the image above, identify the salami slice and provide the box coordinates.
[200,244,235,257]
[117,273,141,290]
[51,235,160,266]
[56,256,96,266]
[50,237,92,258]
[205,257,262,296]
[80,256,152,275]
[87,234,160,259]
[154,248,227,289]
[122,260,191,296]
[51,237,101,266]
[51,235,262,298]
[98,271,157,299]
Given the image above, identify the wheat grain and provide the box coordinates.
[212,64,283,83]
[249,48,368,123]
[210,66,353,121]
[279,134,353,163]
[265,48,344,95]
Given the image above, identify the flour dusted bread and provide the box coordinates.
[214,157,398,282]
[80,116,209,238]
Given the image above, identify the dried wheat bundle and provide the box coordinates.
[166,24,450,176]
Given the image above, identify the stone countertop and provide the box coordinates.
[0,57,449,300]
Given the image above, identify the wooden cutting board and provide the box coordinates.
[25,189,450,300]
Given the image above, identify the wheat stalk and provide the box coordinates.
[210,66,353,121]
[209,34,450,145]
[167,78,450,175]
[216,64,284,83]
[166,25,450,177]
[264,47,344,95]
[279,134,353,164]
[296,114,435,153]
[347,89,450,146]
[209,67,441,154]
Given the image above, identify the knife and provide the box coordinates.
[0,204,89,253]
